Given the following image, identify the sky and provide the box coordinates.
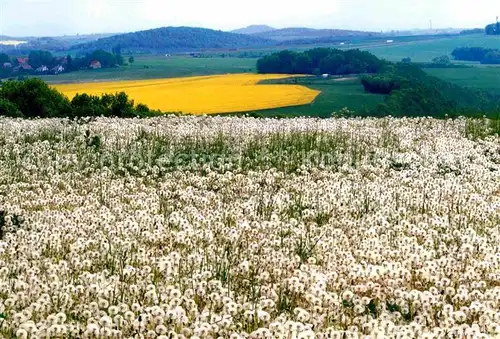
[0,0,498,37]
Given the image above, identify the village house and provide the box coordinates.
[16,57,28,65]
[89,60,101,69]
[2,62,12,68]
[14,63,33,72]
[52,65,65,74]
[35,65,49,73]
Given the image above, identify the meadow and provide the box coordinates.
[53,74,320,114]
[423,67,500,91]
[238,77,385,118]
[39,56,257,84]
[0,116,499,338]
[362,34,500,62]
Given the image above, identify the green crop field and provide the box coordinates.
[362,34,500,62]
[233,77,386,118]
[37,56,256,84]
[424,67,500,91]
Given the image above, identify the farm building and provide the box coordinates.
[89,61,102,69]
[386,40,394,43]
[322,74,329,78]
[2,62,12,68]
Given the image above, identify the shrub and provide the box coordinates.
[0,79,163,119]
[0,78,72,118]
[481,51,500,64]
[0,98,23,118]
[361,75,401,94]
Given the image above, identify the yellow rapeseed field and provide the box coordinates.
[54,74,320,114]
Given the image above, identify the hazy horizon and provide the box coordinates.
[0,0,498,37]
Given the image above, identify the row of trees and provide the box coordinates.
[460,28,485,35]
[452,47,500,64]
[0,78,158,118]
[257,48,385,76]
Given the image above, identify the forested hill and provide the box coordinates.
[73,27,275,53]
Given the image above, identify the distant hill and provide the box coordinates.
[231,25,276,35]
[73,27,275,53]
[384,28,463,36]
[252,27,379,41]
[0,33,117,53]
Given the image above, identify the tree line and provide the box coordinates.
[452,47,500,64]
[256,48,385,75]
[0,78,159,119]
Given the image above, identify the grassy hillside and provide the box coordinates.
[254,27,379,41]
[36,56,256,84]
[423,67,500,91]
[363,34,500,62]
[231,77,385,117]
[73,27,275,54]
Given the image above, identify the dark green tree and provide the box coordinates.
[482,50,500,64]
[293,54,312,74]
[432,55,451,65]
[111,92,135,117]
[0,98,23,117]
[112,45,122,55]
[115,54,124,66]
[28,50,55,69]
[89,50,117,67]
[66,55,73,70]
[128,56,135,64]
[485,23,499,35]
[0,53,10,64]
[256,54,281,73]
[319,53,346,74]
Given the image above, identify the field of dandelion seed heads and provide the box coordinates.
[0,116,499,339]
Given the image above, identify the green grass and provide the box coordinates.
[232,77,385,118]
[213,34,500,64]
[38,56,257,84]
[362,34,500,63]
[423,67,500,91]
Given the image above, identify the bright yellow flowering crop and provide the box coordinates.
[54,74,320,114]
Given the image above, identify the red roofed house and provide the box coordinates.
[16,57,28,64]
[89,60,101,69]
[19,64,33,71]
